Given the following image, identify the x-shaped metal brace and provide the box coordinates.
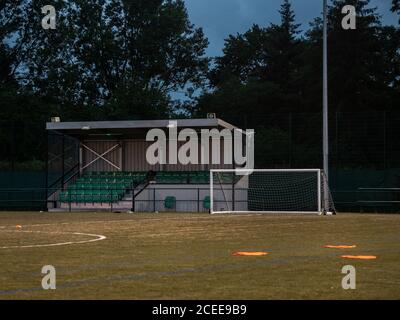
[81,143,121,171]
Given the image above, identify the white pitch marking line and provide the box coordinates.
[0,230,106,249]
[0,214,259,230]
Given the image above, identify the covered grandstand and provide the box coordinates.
[46,118,244,212]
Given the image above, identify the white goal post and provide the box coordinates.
[210,169,335,215]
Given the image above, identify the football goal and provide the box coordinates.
[210,169,335,215]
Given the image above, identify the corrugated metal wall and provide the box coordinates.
[82,139,235,172]
[123,140,159,171]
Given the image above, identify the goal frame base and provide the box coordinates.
[211,210,322,215]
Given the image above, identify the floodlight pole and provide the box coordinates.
[323,0,330,213]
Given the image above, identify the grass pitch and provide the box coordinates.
[0,212,399,299]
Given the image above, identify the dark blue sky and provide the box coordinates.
[185,0,399,57]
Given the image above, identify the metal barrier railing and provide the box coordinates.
[357,188,400,212]
[1,187,400,213]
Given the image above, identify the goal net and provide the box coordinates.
[210,169,335,215]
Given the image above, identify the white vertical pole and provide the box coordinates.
[317,170,322,214]
[210,170,214,214]
[323,0,330,213]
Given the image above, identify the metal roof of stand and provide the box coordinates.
[46,118,237,138]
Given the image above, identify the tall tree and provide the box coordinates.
[0,1,58,166]
[303,0,399,112]
[392,0,400,22]
[266,0,302,88]
[0,1,31,87]
[197,0,303,118]
[10,0,209,120]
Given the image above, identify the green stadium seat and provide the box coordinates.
[84,193,93,202]
[60,191,69,203]
[203,196,211,210]
[164,196,176,209]
[92,193,101,202]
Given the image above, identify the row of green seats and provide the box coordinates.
[156,176,188,183]
[155,171,208,184]
[60,189,123,203]
[155,177,210,184]
[156,171,201,175]
[156,171,209,176]
[76,177,141,183]
[85,171,147,178]
[84,171,209,176]
[79,176,138,180]
[63,189,123,195]
[82,171,209,179]
[69,183,129,190]
[62,190,124,198]
[155,175,209,184]
[60,194,121,203]
[190,176,210,184]
[75,180,134,186]
[75,171,214,185]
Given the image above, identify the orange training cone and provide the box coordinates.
[341,255,377,260]
[232,252,269,256]
[324,245,356,249]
